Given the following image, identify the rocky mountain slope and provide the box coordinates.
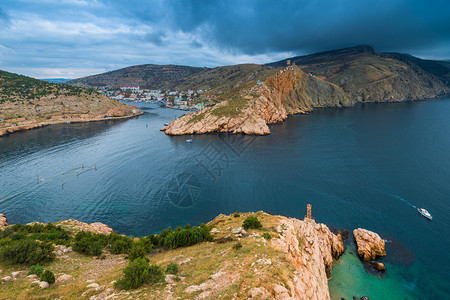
[163,46,450,135]
[0,70,141,137]
[69,64,208,89]
[69,63,275,93]
[162,65,351,135]
[269,45,450,102]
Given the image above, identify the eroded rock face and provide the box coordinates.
[353,228,386,261]
[162,66,351,136]
[0,214,8,227]
[271,218,344,300]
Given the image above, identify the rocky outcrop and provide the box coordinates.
[56,219,114,235]
[162,66,351,135]
[271,217,344,300]
[0,214,7,227]
[353,228,386,261]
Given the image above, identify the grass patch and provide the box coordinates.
[211,96,248,117]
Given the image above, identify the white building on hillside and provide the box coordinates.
[120,86,140,92]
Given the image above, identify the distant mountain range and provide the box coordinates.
[41,78,72,83]
[69,45,450,103]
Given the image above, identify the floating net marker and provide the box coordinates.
[1,164,98,203]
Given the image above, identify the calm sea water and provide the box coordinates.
[1,98,449,299]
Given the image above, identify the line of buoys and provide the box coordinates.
[0,165,98,203]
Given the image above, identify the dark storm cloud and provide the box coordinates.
[155,0,450,55]
[1,0,449,78]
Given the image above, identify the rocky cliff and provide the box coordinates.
[0,211,347,299]
[162,66,351,135]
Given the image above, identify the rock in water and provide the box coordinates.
[374,262,386,271]
[353,228,386,261]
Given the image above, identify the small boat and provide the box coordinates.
[418,208,432,220]
[186,139,193,143]
[164,123,169,126]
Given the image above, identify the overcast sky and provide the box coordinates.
[1,0,449,79]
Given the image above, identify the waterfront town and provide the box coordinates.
[98,85,208,111]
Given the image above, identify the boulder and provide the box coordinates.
[185,285,202,294]
[374,262,386,271]
[11,271,23,279]
[179,257,191,265]
[273,284,291,299]
[2,276,12,282]
[38,281,49,289]
[27,274,38,280]
[56,274,73,283]
[0,214,7,227]
[86,283,99,289]
[165,274,177,284]
[232,227,243,234]
[353,228,386,261]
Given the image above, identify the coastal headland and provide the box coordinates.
[0,211,386,299]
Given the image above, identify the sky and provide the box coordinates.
[0,0,449,79]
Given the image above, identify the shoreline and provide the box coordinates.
[0,111,144,138]
[162,92,450,136]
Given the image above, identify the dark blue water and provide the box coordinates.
[1,98,449,298]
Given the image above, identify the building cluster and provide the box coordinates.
[97,86,208,111]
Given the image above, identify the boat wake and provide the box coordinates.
[394,195,417,209]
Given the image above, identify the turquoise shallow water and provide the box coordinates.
[0,98,450,298]
[330,244,424,300]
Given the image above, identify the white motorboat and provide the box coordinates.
[418,208,432,220]
[186,139,193,143]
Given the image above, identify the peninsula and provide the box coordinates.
[161,46,449,135]
[0,70,142,138]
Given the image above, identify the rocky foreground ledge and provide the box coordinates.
[0,212,386,299]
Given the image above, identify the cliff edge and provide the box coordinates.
[162,66,351,135]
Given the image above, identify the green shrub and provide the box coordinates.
[233,242,242,250]
[0,239,55,265]
[72,232,107,256]
[91,242,103,256]
[0,223,71,246]
[109,239,131,254]
[135,237,153,253]
[28,264,44,276]
[233,212,240,218]
[184,224,191,229]
[147,264,165,284]
[242,216,262,230]
[40,270,55,284]
[114,258,164,290]
[262,232,272,240]
[128,245,146,261]
[165,262,178,275]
